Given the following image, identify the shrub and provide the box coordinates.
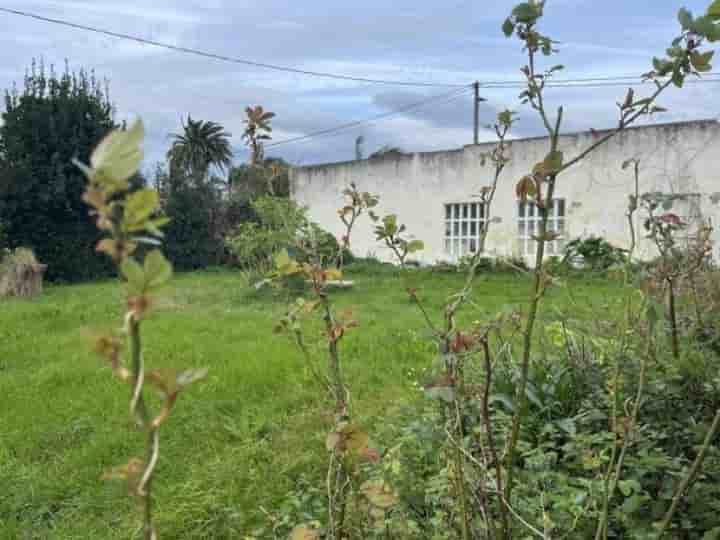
[563,236,627,270]
[225,196,350,282]
[0,247,46,298]
[162,183,221,271]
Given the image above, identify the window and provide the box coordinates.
[518,199,566,256]
[444,202,487,258]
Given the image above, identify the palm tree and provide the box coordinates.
[167,116,233,185]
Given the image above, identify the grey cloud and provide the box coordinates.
[0,0,716,169]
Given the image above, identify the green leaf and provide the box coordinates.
[144,217,170,237]
[543,150,564,174]
[120,257,144,290]
[622,493,645,514]
[556,418,577,436]
[678,7,694,29]
[144,250,173,289]
[690,15,720,41]
[652,57,673,76]
[406,240,425,253]
[709,0,720,20]
[382,214,399,235]
[90,119,145,183]
[125,189,160,227]
[618,480,634,497]
[275,249,291,269]
[512,2,540,23]
[671,69,685,88]
[490,393,516,412]
[502,17,515,37]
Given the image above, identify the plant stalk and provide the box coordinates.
[657,408,720,538]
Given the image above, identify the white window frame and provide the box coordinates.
[444,202,488,259]
[517,199,566,256]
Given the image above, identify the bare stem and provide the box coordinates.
[505,49,674,503]
[667,278,680,361]
[481,338,510,537]
[128,317,155,540]
[657,408,720,538]
[594,330,651,540]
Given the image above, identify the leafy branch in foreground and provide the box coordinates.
[502,0,719,500]
[77,119,207,540]
[271,185,390,539]
[400,109,516,539]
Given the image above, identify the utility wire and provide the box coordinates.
[0,7,466,88]
[483,79,720,89]
[479,73,720,86]
[266,87,472,148]
[266,73,720,148]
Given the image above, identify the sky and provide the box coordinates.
[0,0,718,172]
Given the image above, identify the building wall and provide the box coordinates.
[290,120,720,264]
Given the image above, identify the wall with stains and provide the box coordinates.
[291,120,720,264]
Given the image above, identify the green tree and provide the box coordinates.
[167,116,233,185]
[228,156,291,200]
[154,165,221,271]
[0,60,127,282]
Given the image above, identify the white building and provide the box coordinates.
[290,119,720,264]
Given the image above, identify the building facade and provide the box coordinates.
[290,120,720,264]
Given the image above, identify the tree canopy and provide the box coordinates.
[167,116,233,184]
[0,61,124,281]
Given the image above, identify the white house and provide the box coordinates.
[290,119,720,264]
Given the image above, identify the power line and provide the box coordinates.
[266,87,472,148]
[0,7,466,88]
[482,76,720,89]
[479,73,720,86]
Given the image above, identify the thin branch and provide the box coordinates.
[657,408,720,538]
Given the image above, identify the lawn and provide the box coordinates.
[0,265,618,539]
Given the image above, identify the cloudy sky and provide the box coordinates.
[0,0,718,171]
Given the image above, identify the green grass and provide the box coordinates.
[0,266,618,539]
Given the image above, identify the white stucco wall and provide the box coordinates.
[291,120,720,264]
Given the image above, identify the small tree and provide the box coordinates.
[242,105,275,168]
[76,119,207,540]
[370,214,424,268]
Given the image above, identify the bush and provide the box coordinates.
[163,183,222,271]
[225,196,349,282]
[563,236,627,270]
